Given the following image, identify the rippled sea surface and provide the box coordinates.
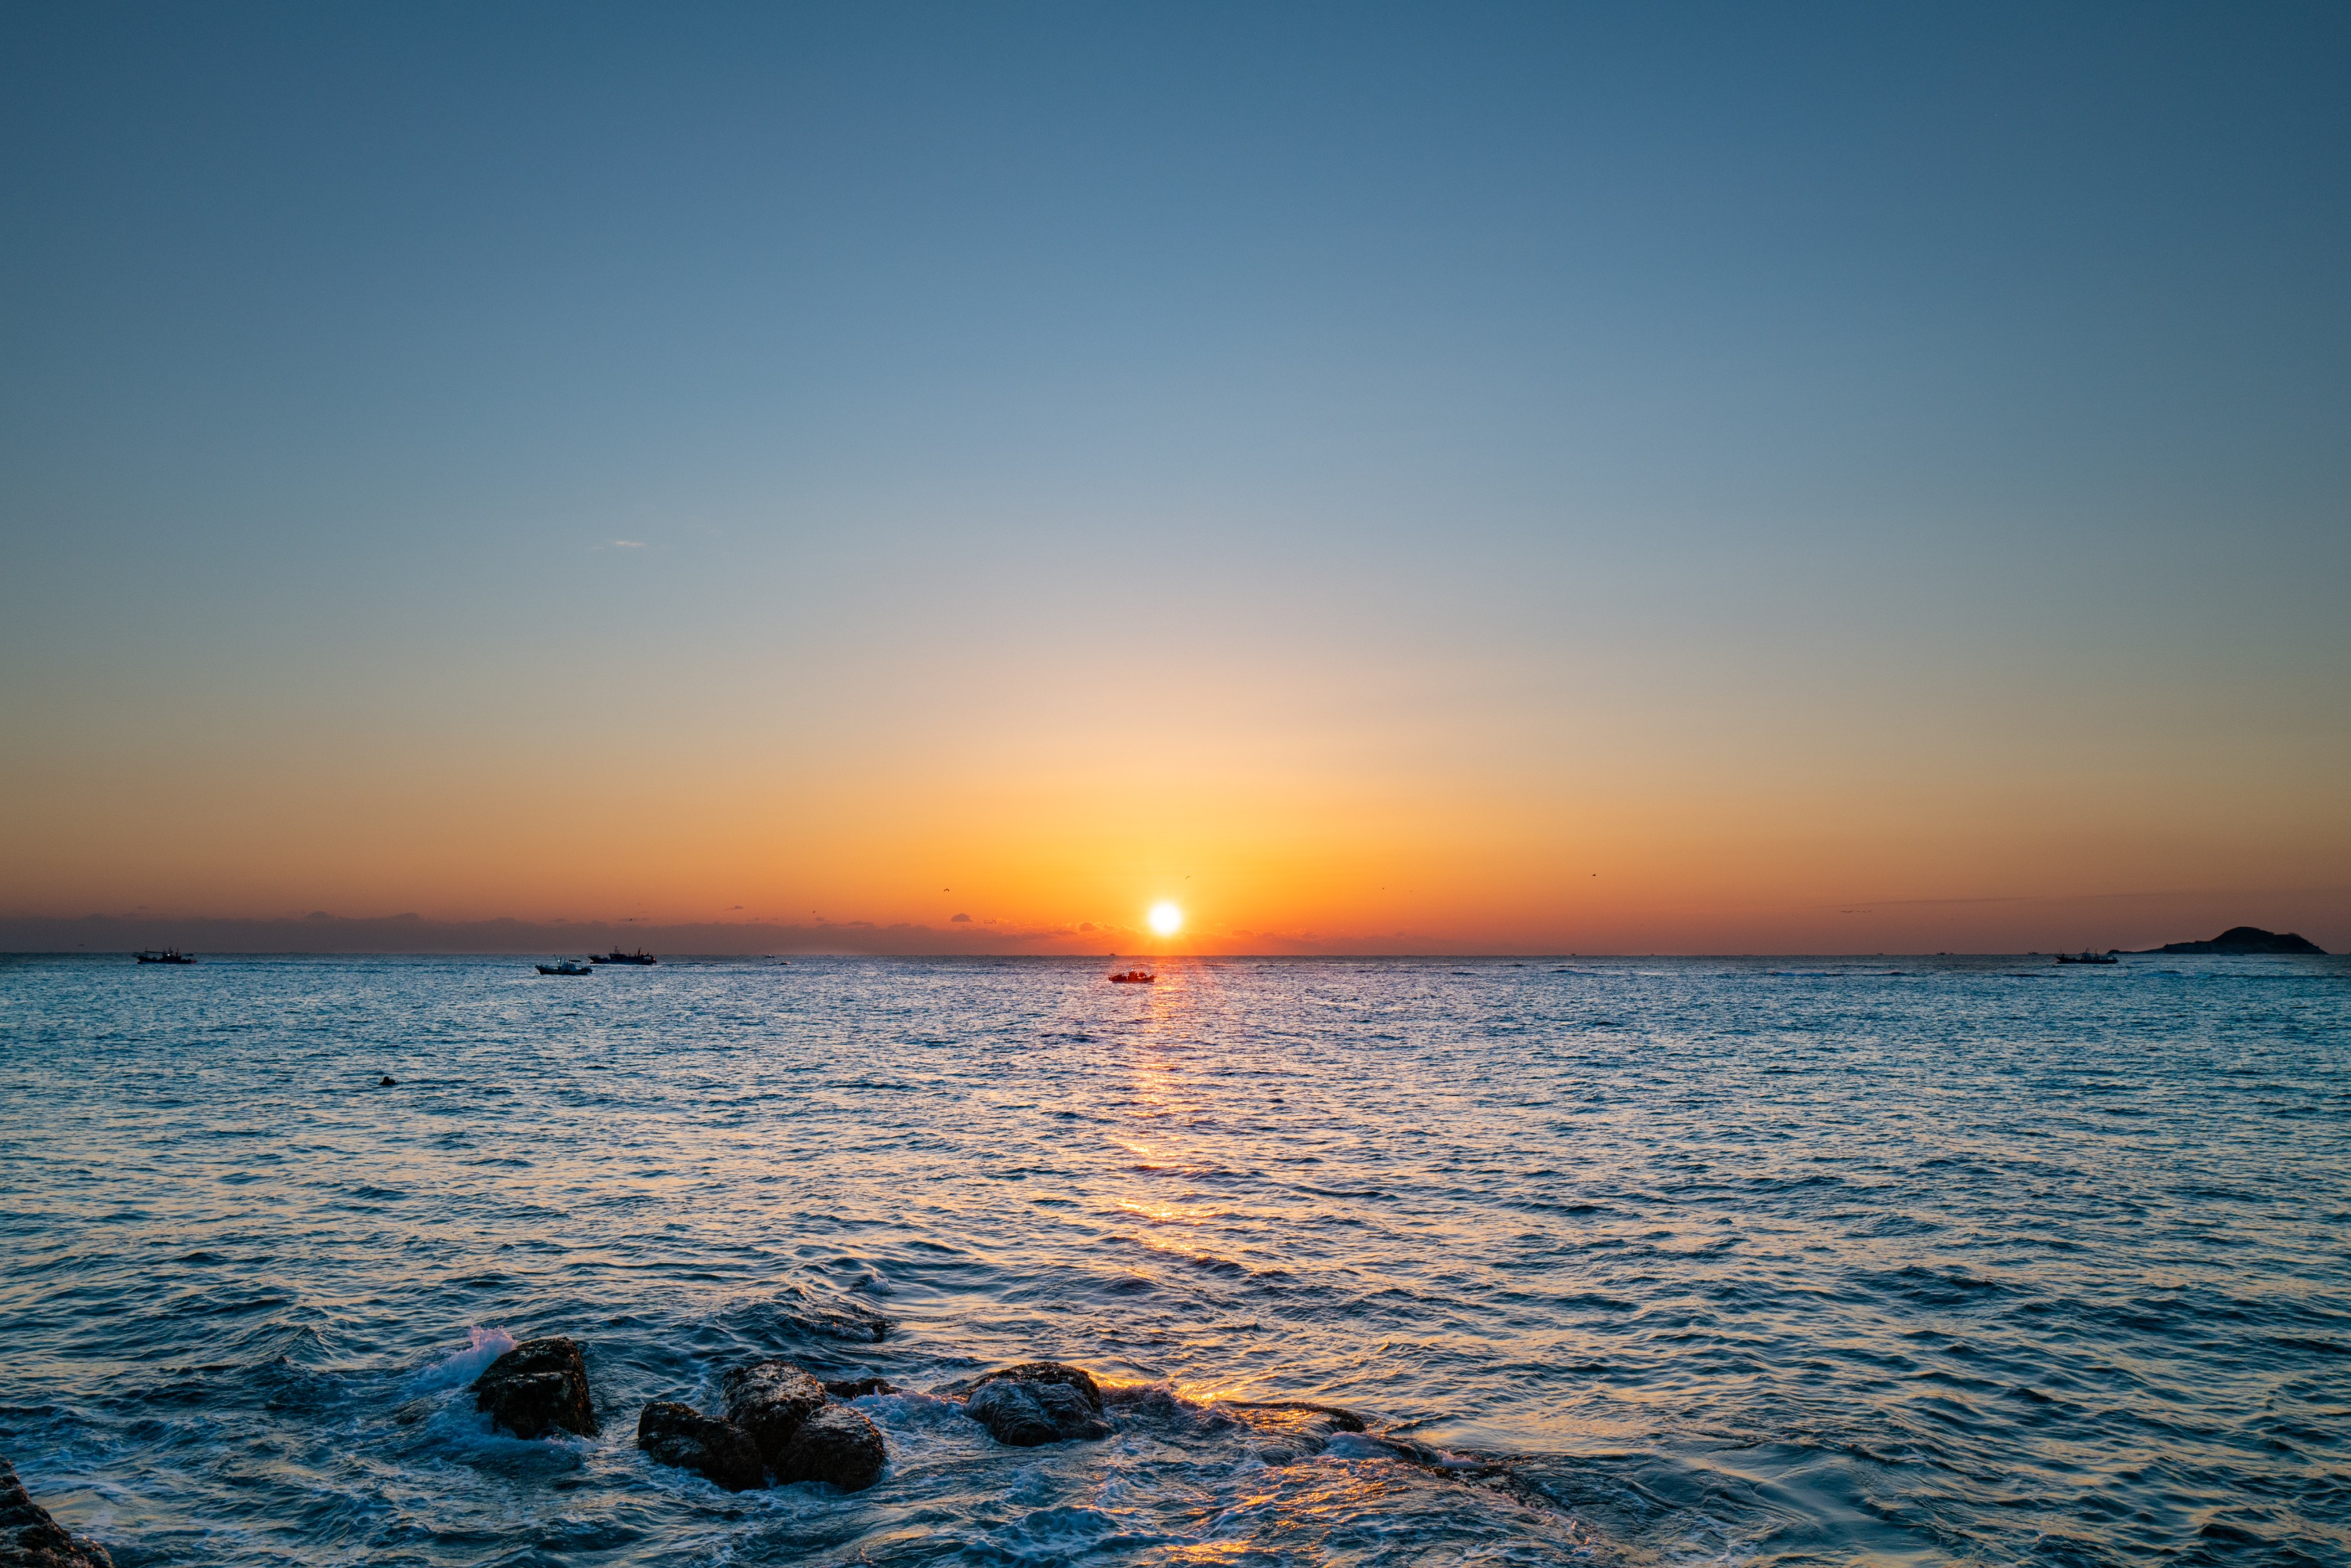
[2,954,2347,1566]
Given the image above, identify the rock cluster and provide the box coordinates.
[0,1458,112,1568]
[949,1362,1112,1447]
[824,1376,893,1399]
[636,1403,764,1493]
[639,1357,887,1493]
[721,1360,828,1459]
[472,1337,598,1439]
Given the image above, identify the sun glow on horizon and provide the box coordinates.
[1147,901,1183,936]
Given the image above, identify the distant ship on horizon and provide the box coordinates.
[591,949,657,965]
[133,949,194,965]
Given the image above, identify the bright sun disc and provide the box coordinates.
[1147,902,1183,936]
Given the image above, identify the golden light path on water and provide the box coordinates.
[0,951,2345,1565]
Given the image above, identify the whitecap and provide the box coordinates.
[407,1326,516,1393]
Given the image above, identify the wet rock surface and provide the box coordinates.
[635,1403,765,1493]
[954,1363,1112,1447]
[776,1404,888,1492]
[823,1376,893,1399]
[720,1360,827,1466]
[646,1360,890,1492]
[0,1458,112,1568]
[472,1337,597,1439]
[949,1360,1104,1409]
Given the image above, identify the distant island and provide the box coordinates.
[2137,925,2327,955]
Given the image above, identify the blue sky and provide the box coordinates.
[3,2,2346,947]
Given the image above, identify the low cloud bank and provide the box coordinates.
[0,910,1476,956]
[5,884,2342,955]
[0,911,1116,956]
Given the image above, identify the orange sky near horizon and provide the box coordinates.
[6,644,2345,953]
[4,8,2348,955]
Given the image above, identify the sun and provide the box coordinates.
[1147,902,1183,937]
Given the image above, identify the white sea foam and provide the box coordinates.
[408,1327,516,1393]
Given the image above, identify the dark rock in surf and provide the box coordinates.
[951,1363,1110,1446]
[0,1458,113,1568]
[776,1403,888,1491]
[704,1359,890,1490]
[965,1379,1110,1445]
[636,1402,764,1492]
[951,1360,1105,1409]
[720,1359,828,1466]
[824,1376,893,1399]
[379,1075,397,1087]
[472,1337,597,1439]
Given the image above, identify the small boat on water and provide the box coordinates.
[134,949,195,965]
[592,949,657,965]
[536,959,595,976]
[2054,951,2117,965]
[1108,969,1156,983]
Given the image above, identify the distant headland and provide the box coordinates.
[2137,925,2327,955]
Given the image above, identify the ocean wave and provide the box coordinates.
[2,953,2346,1566]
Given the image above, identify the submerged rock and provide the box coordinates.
[679,1359,892,1491]
[636,1402,764,1492]
[1222,1399,1366,1433]
[953,1363,1111,1447]
[776,1404,888,1491]
[755,1285,894,1344]
[0,1458,112,1568]
[720,1359,828,1466]
[1219,1400,1368,1463]
[472,1336,597,1439]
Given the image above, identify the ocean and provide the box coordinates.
[1,952,2344,1566]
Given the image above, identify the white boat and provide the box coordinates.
[535,960,595,976]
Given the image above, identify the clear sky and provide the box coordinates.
[3,2,2346,953]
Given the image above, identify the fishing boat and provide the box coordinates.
[591,949,657,965]
[2054,951,2117,965]
[536,959,595,976]
[134,949,194,965]
[1108,969,1156,983]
